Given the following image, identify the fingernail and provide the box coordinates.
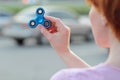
[40,28,44,34]
[38,25,42,32]
[40,29,43,33]
[38,24,42,29]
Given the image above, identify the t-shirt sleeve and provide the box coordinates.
[50,68,103,80]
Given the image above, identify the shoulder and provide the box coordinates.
[51,65,104,80]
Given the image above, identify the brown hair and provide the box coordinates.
[86,0,120,41]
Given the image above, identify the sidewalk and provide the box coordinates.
[0,38,108,80]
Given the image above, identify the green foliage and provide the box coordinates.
[0,4,90,15]
[68,5,90,15]
[0,4,29,14]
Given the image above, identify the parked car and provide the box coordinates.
[78,15,93,41]
[2,6,92,46]
[0,8,12,35]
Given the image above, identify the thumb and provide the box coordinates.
[38,24,52,39]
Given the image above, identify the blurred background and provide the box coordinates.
[0,0,108,80]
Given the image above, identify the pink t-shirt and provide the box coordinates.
[51,64,120,80]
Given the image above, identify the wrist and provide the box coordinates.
[56,47,71,55]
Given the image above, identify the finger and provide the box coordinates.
[54,18,71,33]
[38,24,52,39]
[44,16,61,31]
[44,16,57,22]
[45,16,64,28]
[45,16,69,31]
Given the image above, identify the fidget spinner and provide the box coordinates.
[28,7,57,33]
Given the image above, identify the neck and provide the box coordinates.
[105,39,120,68]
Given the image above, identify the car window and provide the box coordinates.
[0,12,11,17]
[18,11,36,19]
[48,11,76,20]
[27,13,35,18]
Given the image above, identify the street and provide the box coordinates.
[0,37,108,80]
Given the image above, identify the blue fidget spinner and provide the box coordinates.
[28,7,51,29]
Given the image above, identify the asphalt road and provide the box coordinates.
[0,37,108,80]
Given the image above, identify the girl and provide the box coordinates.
[38,0,120,80]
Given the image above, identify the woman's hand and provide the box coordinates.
[38,16,71,53]
[38,16,90,68]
